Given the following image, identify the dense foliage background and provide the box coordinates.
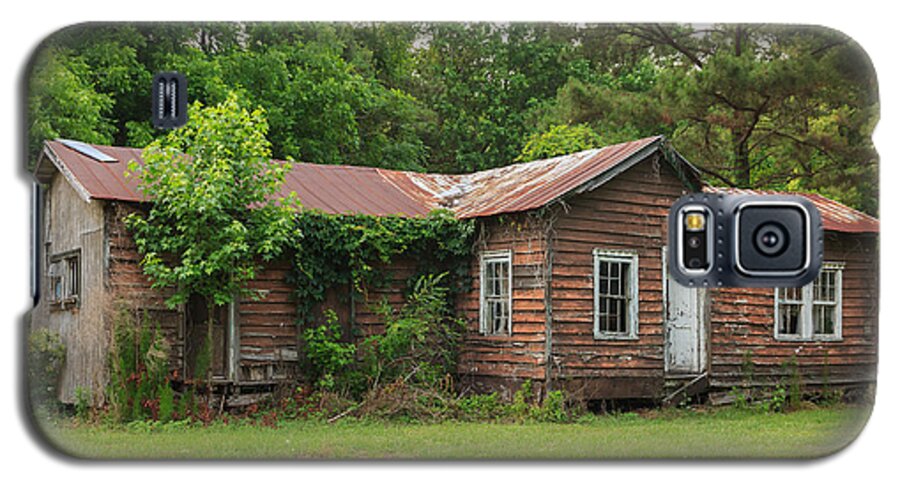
[27,22,879,214]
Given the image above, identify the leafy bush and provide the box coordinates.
[74,386,92,422]
[508,379,537,420]
[455,392,504,421]
[297,273,468,421]
[26,328,65,408]
[302,310,357,391]
[453,383,573,423]
[532,390,568,423]
[359,273,463,391]
[157,382,175,423]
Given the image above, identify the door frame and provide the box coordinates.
[661,247,708,375]
[181,296,240,383]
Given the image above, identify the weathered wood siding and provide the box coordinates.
[104,202,186,375]
[548,156,689,400]
[31,173,107,404]
[457,212,550,397]
[238,259,299,382]
[707,232,878,394]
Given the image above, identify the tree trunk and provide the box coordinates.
[206,301,215,400]
[734,138,751,187]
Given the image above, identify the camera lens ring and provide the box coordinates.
[687,235,702,249]
[753,222,789,257]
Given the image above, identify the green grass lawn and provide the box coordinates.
[35,405,871,460]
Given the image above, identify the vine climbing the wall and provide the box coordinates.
[286,208,475,327]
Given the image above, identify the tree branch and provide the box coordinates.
[693,163,740,187]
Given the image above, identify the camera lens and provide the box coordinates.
[687,235,702,249]
[753,223,788,256]
[687,257,703,268]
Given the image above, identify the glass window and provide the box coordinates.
[480,251,512,335]
[594,250,639,339]
[776,286,803,336]
[775,264,842,341]
[48,250,80,307]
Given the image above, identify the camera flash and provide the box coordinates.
[684,212,706,231]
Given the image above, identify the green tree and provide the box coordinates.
[538,24,878,213]
[38,26,158,146]
[411,23,575,172]
[517,124,604,162]
[125,94,297,378]
[27,22,878,213]
[27,48,115,164]
[220,42,428,170]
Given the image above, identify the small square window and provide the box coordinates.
[48,250,80,308]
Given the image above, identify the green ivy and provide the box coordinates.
[287,208,474,327]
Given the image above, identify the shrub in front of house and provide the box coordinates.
[27,328,66,410]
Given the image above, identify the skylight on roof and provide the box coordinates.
[58,139,117,163]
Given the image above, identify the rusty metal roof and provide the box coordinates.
[706,187,879,234]
[38,140,145,202]
[395,136,670,218]
[37,137,877,233]
[38,140,434,216]
[39,136,670,217]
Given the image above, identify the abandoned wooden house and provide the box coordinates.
[31,136,878,405]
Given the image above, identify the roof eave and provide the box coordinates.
[36,141,93,203]
[548,136,701,210]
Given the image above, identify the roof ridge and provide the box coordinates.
[50,135,666,179]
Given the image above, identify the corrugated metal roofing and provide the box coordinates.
[42,140,145,202]
[402,136,666,218]
[40,136,666,218]
[705,187,879,234]
[38,137,878,233]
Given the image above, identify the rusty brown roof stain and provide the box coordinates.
[40,137,878,234]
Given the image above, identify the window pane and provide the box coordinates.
[485,260,510,300]
[610,275,620,296]
[780,287,802,302]
[609,299,619,332]
[616,300,626,333]
[779,303,800,335]
[68,258,79,297]
[814,270,837,303]
[814,304,836,335]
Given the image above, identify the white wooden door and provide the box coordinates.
[663,250,705,374]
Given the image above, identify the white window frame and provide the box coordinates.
[774,262,843,341]
[593,249,639,340]
[479,250,513,336]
